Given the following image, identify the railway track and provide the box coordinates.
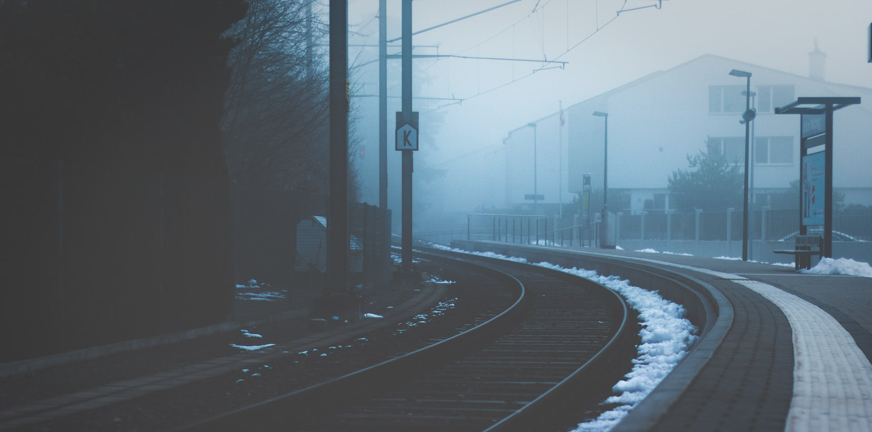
[180,249,636,432]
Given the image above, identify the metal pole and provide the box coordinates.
[799,136,807,238]
[742,76,750,261]
[401,0,413,269]
[749,92,756,261]
[327,0,349,292]
[379,0,387,210]
[603,115,608,212]
[559,100,563,218]
[306,0,314,79]
[824,105,834,258]
[533,125,538,215]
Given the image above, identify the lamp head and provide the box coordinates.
[527,122,537,128]
[729,69,752,78]
[592,111,608,118]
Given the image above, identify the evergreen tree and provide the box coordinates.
[668,142,743,212]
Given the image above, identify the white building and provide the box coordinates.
[504,52,872,215]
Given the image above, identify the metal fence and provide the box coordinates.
[612,208,872,242]
[231,184,393,295]
[464,207,872,248]
[464,213,594,247]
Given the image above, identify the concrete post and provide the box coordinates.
[666,210,672,241]
[573,214,579,247]
[727,208,734,242]
[762,206,770,260]
[616,212,622,243]
[640,211,647,241]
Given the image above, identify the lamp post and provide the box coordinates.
[746,90,757,260]
[729,69,754,262]
[592,111,610,248]
[526,123,538,215]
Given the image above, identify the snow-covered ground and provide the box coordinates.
[802,257,872,278]
[394,298,457,335]
[234,278,287,301]
[714,256,797,267]
[634,248,693,256]
[229,343,275,351]
[429,245,698,431]
[426,276,456,284]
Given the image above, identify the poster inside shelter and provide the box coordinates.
[801,151,826,226]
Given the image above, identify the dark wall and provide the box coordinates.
[0,1,245,362]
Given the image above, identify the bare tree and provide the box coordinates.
[223,0,333,192]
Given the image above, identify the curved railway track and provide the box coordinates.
[180,249,636,432]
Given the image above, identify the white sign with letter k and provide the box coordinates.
[395,123,419,151]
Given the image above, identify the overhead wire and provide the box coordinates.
[532,0,629,72]
[421,0,658,113]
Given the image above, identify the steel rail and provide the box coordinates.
[423,247,635,432]
[177,253,527,432]
[179,248,636,432]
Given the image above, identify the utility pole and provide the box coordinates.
[559,100,563,218]
[327,0,348,292]
[401,0,413,270]
[306,0,314,79]
[379,0,387,210]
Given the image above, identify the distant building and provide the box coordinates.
[504,52,872,215]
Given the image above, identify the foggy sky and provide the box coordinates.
[345,0,872,217]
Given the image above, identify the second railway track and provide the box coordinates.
[182,248,637,432]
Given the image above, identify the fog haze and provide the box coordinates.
[344,0,872,231]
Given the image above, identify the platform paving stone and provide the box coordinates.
[456,242,872,431]
[649,278,793,432]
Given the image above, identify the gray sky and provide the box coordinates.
[347,0,872,213]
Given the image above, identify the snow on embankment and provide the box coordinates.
[429,245,698,431]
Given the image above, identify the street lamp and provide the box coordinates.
[746,90,757,260]
[526,122,538,215]
[729,69,754,261]
[592,111,611,248]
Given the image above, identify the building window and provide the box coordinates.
[708,137,745,163]
[757,85,795,113]
[709,85,746,113]
[755,136,793,164]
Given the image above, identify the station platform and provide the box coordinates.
[452,240,872,432]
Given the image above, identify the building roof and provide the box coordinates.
[534,53,872,124]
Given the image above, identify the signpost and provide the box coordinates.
[395,112,419,151]
[582,174,591,246]
[327,0,348,293]
[776,97,860,258]
[399,0,414,271]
